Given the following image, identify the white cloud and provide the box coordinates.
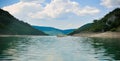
[21,0,45,3]
[30,0,100,19]
[3,0,100,20]
[3,1,43,20]
[101,0,120,8]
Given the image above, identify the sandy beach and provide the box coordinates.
[73,32,120,38]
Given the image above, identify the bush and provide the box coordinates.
[110,28,116,32]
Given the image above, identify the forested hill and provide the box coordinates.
[0,9,47,35]
[69,8,120,35]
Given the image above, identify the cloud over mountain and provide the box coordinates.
[3,0,100,20]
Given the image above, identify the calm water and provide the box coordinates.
[0,36,120,61]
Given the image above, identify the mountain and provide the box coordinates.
[62,29,75,34]
[33,26,64,35]
[69,23,93,35]
[0,9,47,35]
[33,26,75,35]
[69,8,120,35]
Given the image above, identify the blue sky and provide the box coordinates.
[0,0,120,29]
[0,0,19,7]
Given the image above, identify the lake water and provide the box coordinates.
[0,36,120,61]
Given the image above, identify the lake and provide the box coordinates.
[0,36,120,61]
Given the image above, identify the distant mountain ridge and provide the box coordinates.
[69,8,120,35]
[33,26,75,35]
[0,9,47,35]
[62,29,75,34]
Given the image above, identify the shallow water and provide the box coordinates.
[0,36,120,61]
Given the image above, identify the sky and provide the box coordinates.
[0,0,120,30]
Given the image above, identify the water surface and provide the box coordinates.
[0,36,120,61]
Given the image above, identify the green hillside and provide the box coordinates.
[33,26,75,35]
[0,9,47,35]
[69,8,120,35]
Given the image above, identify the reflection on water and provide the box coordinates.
[91,38,120,60]
[0,36,120,61]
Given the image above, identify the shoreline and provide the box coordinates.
[72,32,120,38]
[0,35,47,37]
[0,32,120,38]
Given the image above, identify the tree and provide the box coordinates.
[93,20,98,23]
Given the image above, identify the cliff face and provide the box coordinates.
[0,9,47,35]
[69,8,120,35]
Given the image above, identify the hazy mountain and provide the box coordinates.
[62,29,75,34]
[69,8,120,35]
[0,9,47,35]
[33,26,75,35]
